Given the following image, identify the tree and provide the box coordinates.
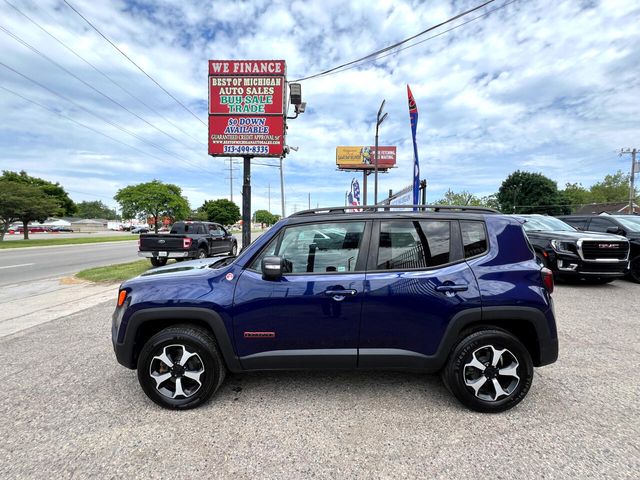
[435,189,483,206]
[560,182,591,211]
[589,170,637,203]
[198,199,241,225]
[497,171,569,215]
[114,180,190,233]
[76,200,117,220]
[254,209,277,226]
[0,180,60,240]
[434,190,500,210]
[1,170,76,216]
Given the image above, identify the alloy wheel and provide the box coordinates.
[463,345,520,402]
[149,344,205,399]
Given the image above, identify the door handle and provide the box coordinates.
[324,289,357,298]
[435,284,468,293]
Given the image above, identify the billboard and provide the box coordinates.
[336,146,396,170]
[208,60,286,157]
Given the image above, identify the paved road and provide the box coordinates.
[2,230,134,241]
[1,281,638,479]
[0,241,139,286]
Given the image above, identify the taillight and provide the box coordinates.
[541,267,554,294]
[183,238,192,249]
[117,290,127,307]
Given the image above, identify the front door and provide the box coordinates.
[359,219,482,369]
[232,220,370,369]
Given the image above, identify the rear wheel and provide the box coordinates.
[150,257,168,267]
[442,329,533,413]
[137,325,226,409]
[230,243,238,256]
[197,247,207,259]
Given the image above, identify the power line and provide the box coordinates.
[292,0,499,82]
[62,0,206,126]
[0,84,209,180]
[0,23,203,153]
[0,62,212,177]
[3,0,206,148]
[316,0,519,79]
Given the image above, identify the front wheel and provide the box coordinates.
[150,257,168,267]
[137,325,226,409]
[442,329,533,413]
[627,255,640,283]
[230,243,238,256]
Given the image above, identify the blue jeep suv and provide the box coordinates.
[112,206,558,413]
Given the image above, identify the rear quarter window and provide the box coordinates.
[460,221,488,258]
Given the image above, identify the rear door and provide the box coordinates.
[232,220,370,369]
[359,218,482,369]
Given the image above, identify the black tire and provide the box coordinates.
[627,255,640,283]
[137,325,226,410]
[175,258,184,262]
[442,329,533,413]
[150,257,168,267]
[197,247,207,259]
[230,243,238,256]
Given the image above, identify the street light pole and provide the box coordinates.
[374,99,388,205]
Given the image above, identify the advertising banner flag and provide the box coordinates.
[407,85,420,209]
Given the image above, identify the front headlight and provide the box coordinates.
[550,239,576,254]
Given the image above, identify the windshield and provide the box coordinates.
[521,216,576,232]
[613,216,640,232]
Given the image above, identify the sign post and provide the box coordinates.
[208,60,286,248]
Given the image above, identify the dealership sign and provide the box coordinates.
[208,60,286,157]
[336,146,397,170]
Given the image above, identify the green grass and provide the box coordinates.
[76,260,153,283]
[0,235,137,249]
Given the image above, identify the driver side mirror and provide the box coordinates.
[606,226,624,235]
[262,256,285,280]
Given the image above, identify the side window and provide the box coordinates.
[197,224,206,234]
[460,221,488,258]
[250,222,366,273]
[563,217,587,230]
[377,220,450,270]
[588,217,614,232]
[208,224,223,235]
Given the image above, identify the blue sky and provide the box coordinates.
[1,0,639,215]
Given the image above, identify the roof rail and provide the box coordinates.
[289,204,500,217]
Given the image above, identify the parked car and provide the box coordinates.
[112,205,558,413]
[131,226,150,234]
[138,221,238,267]
[558,214,640,283]
[518,214,629,283]
[49,226,74,232]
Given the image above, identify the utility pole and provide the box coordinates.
[268,183,271,212]
[620,148,638,213]
[308,192,311,210]
[226,157,238,203]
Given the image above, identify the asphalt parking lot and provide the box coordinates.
[1,281,638,479]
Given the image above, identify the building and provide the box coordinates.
[70,219,108,233]
[574,202,639,215]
